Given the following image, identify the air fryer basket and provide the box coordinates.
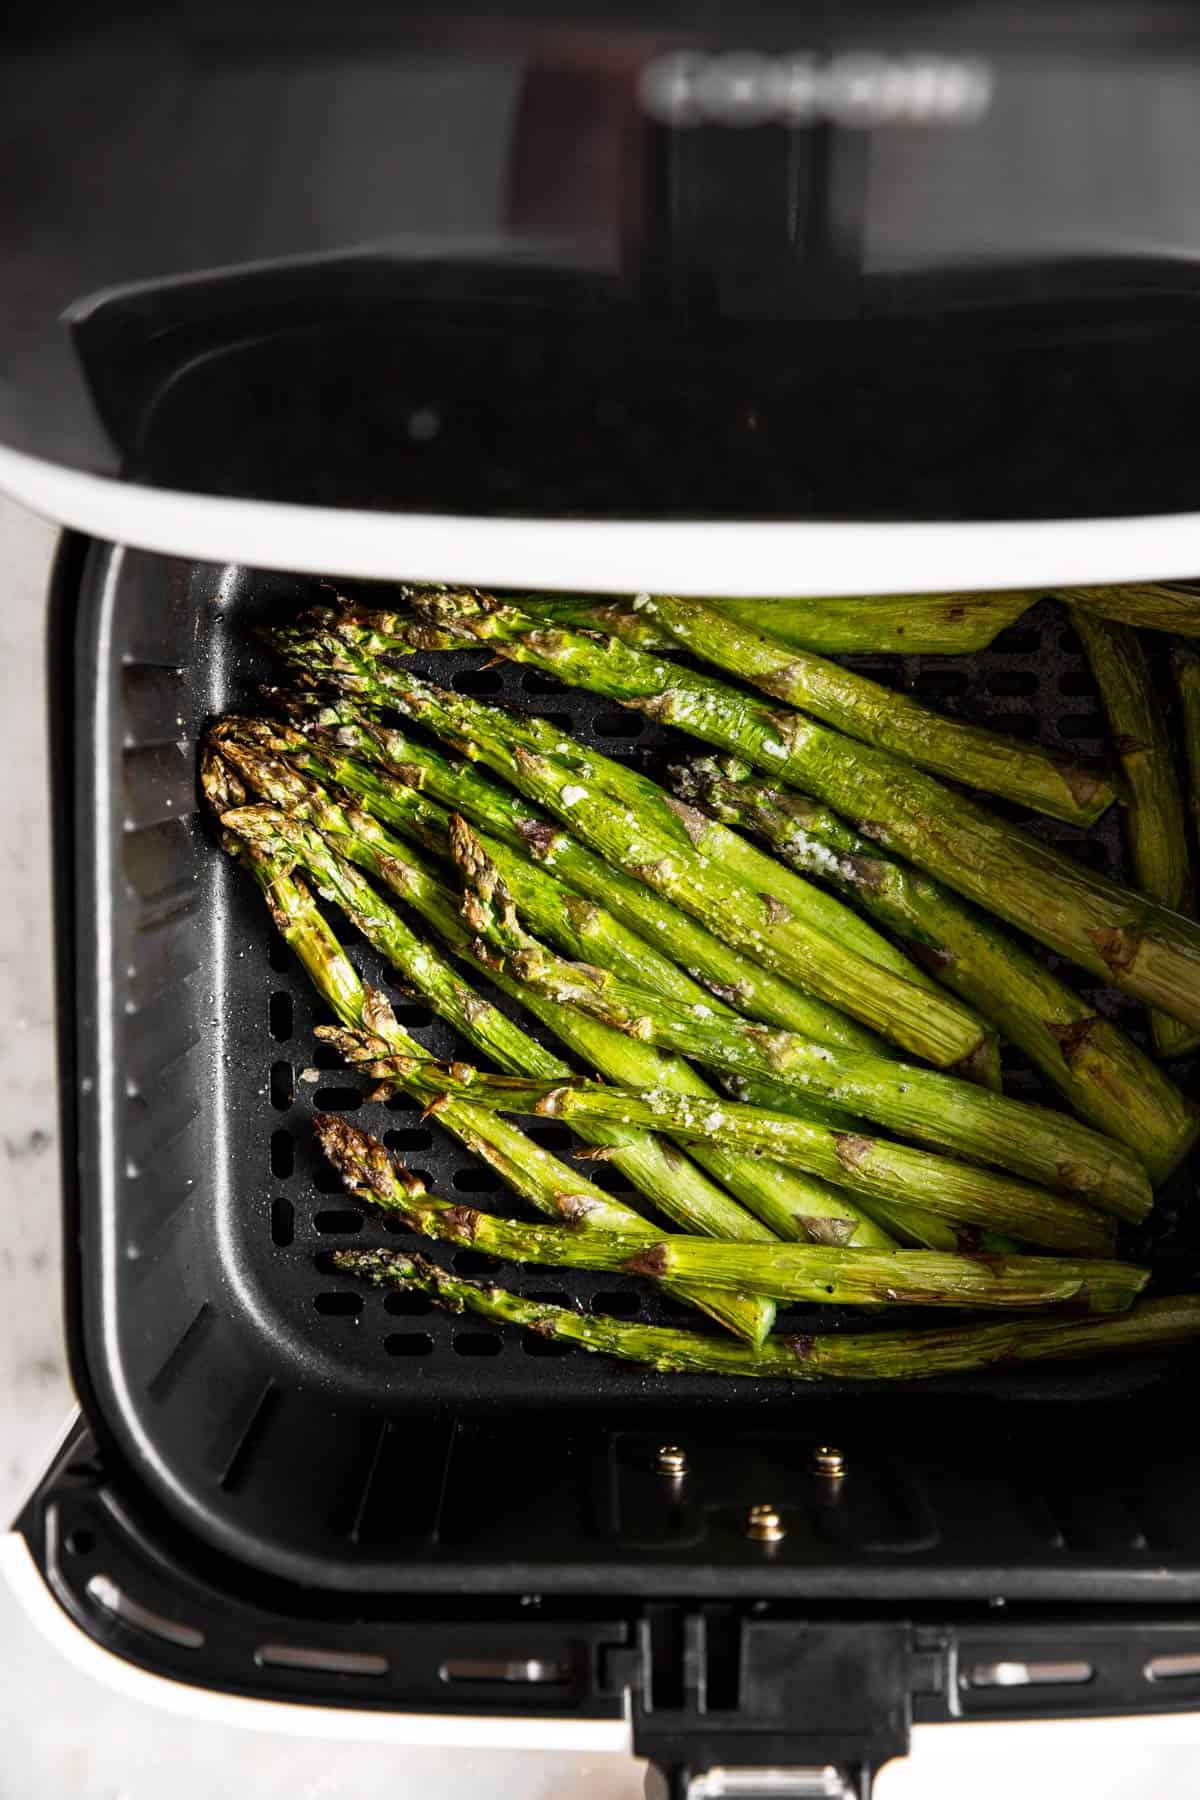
[61,542,1200,1600]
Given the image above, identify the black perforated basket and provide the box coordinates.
[49,540,1200,1625]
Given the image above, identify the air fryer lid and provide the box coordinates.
[8,1,1200,519]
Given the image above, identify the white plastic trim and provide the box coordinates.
[0,1534,633,1749]
[10,1531,1200,1769]
[5,443,1200,595]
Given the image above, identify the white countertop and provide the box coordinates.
[0,494,72,1523]
[0,493,1196,1799]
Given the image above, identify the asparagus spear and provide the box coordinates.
[250,735,957,1251]
[1072,607,1199,1057]
[706,1068,1023,1253]
[217,758,887,1248]
[273,624,961,1008]
[216,816,772,1343]
[272,643,989,1070]
[220,802,791,1248]
[217,720,776,1016]
[451,815,1149,1222]
[304,609,982,1023]
[465,588,1040,657]
[1175,646,1200,847]
[215,712,884,1057]
[337,1251,1199,1381]
[395,587,1113,826]
[317,1117,1143,1311]
[330,1046,1118,1255]
[680,759,1199,1185]
[300,612,1200,1033]
[1061,583,1200,637]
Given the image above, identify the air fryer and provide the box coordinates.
[10,7,1200,1799]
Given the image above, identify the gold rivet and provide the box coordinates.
[655,1444,687,1477]
[812,1445,845,1479]
[746,1503,785,1543]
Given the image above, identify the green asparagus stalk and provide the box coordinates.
[330,1047,1119,1255]
[216,754,887,1248]
[450,814,1149,1222]
[1060,583,1200,637]
[396,587,1113,826]
[1175,646,1200,848]
[466,588,1040,657]
[703,1068,1023,1253]
[272,643,989,1071]
[1072,607,1199,1057]
[317,1117,1143,1311]
[219,802,788,1253]
[273,625,962,1008]
[300,611,1200,1034]
[217,719,767,1016]
[306,607,988,1040]
[446,819,1007,1244]
[215,711,884,1057]
[680,759,1199,1185]
[214,813,772,1343]
[227,700,929,1014]
[337,1250,1199,1380]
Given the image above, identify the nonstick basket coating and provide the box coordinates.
[60,542,1200,1596]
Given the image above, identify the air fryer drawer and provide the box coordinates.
[54,541,1200,1603]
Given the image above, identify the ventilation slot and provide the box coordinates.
[913,669,968,699]
[391,1002,434,1027]
[384,1290,433,1316]
[86,1575,205,1650]
[452,668,504,695]
[270,1129,294,1178]
[451,1167,504,1193]
[385,1126,435,1152]
[270,1061,294,1110]
[256,1643,388,1677]
[454,1251,502,1275]
[964,1659,1094,1689]
[592,1290,641,1317]
[313,1209,363,1235]
[314,1291,363,1315]
[385,1332,434,1357]
[453,1332,503,1357]
[440,1657,568,1684]
[593,712,642,738]
[312,1086,362,1112]
[269,991,293,1041]
[1146,1654,1200,1682]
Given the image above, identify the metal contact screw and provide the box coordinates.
[745,1503,785,1543]
[812,1445,845,1479]
[655,1444,688,1477]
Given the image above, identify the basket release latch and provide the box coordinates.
[631,1612,911,1800]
